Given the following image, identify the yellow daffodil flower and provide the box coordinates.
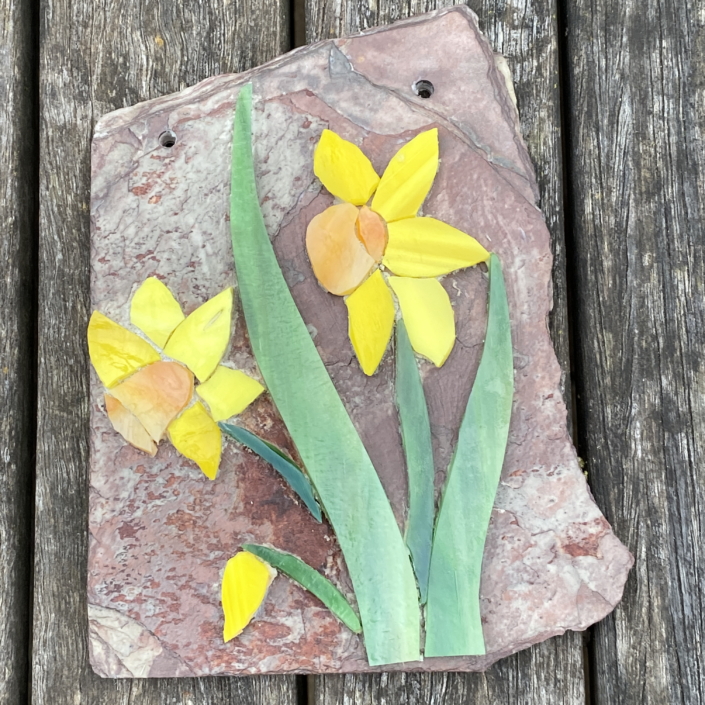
[306,128,490,375]
[87,278,265,479]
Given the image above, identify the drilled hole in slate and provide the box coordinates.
[413,80,434,99]
[159,130,177,148]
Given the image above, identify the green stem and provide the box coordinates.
[425,254,514,657]
[396,320,435,604]
[243,544,362,633]
[230,83,420,666]
[220,423,322,522]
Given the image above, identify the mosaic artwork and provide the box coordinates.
[87,6,632,677]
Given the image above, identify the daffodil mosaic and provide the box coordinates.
[89,87,515,669]
[87,278,264,479]
[229,85,514,666]
[88,273,334,647]
[306,128,490,374]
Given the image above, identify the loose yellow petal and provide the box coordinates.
[104,394,157,456]
[383,217,490,277]
[371,129,439,223]
[197,366,265,422]
[87,311,161,388]
[110,361,194,442]
[345,270,395,376]
[163,288,233,382]
[168,402,222,479]
[130,277,185,348]
[306,203,376,296]
[314,129,380,206]
[356,206,388,262]
[388,277,455,367]
[221,552,277,642]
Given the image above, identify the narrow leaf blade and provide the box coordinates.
[243,543,363,634]
[396,320,435,604]
[220,422,322,522]
[425,253,514,657]
[230,83,420,666]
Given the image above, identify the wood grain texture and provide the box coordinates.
[34,0,296,701]
[305,0,585,702]
[312,637,585,704]
[0,0,36,703]
[565,0,705,702]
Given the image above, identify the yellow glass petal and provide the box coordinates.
[383,217,490,277]
[371,128,439,223]
[168,402,222,479]
[221,552,277,642]
[87,311,161,388]
[388,277,455,367]
[110,361,194,442]
[163,288,233,382]
[314,129,380,206]
[306,203,376,295]
[130,277,185,348]
[104,394,157,456]
[197,366,265,422]
[345,270,395,376]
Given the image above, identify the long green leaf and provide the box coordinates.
[425,253,514,657]
[220,423,322,522]
[395,320,435,604]
[230,83,420,666]
[243,543,362,633]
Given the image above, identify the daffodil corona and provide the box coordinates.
[306,128,490,375]
[87,278,265,479]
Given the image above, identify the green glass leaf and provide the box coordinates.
[425,253,514,657]
[220,423,322,522]
[243,543,363,634]
[395,320,435,605]
[230,83,420,667]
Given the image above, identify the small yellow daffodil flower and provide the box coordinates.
[87,278,265,479]
[306,128,490,375]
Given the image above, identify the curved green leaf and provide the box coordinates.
[220,423,322,522]
[243,543,362,633]
[425,253,514,657]
[230,83,420,666]
[395,320,435,604]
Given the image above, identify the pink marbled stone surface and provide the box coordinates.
[88,6,633,677]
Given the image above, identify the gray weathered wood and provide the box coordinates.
[0,0,36,703]
[305,0,585,702]
[33,0,297,701]
[312,640,585,704]
[565,0,705,702]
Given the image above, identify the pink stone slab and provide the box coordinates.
[88,5,633,677]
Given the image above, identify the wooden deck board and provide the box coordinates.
[0,0,36,703]
[305,0,585,702]
[32,0,297,701]
[565,0,705,701]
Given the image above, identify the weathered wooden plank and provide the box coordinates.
[33,0,298,701]
[565,0,705,701]
[305,0,584,702]
[0,0,36,703]
[312,640,585,704]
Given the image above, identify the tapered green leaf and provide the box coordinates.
[396,320,435,604]
[243,543,362,633]
[425,253,514,657]
[230,83,420,666]
[220,423,322,522]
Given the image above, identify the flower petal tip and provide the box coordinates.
[222,552,276,642]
